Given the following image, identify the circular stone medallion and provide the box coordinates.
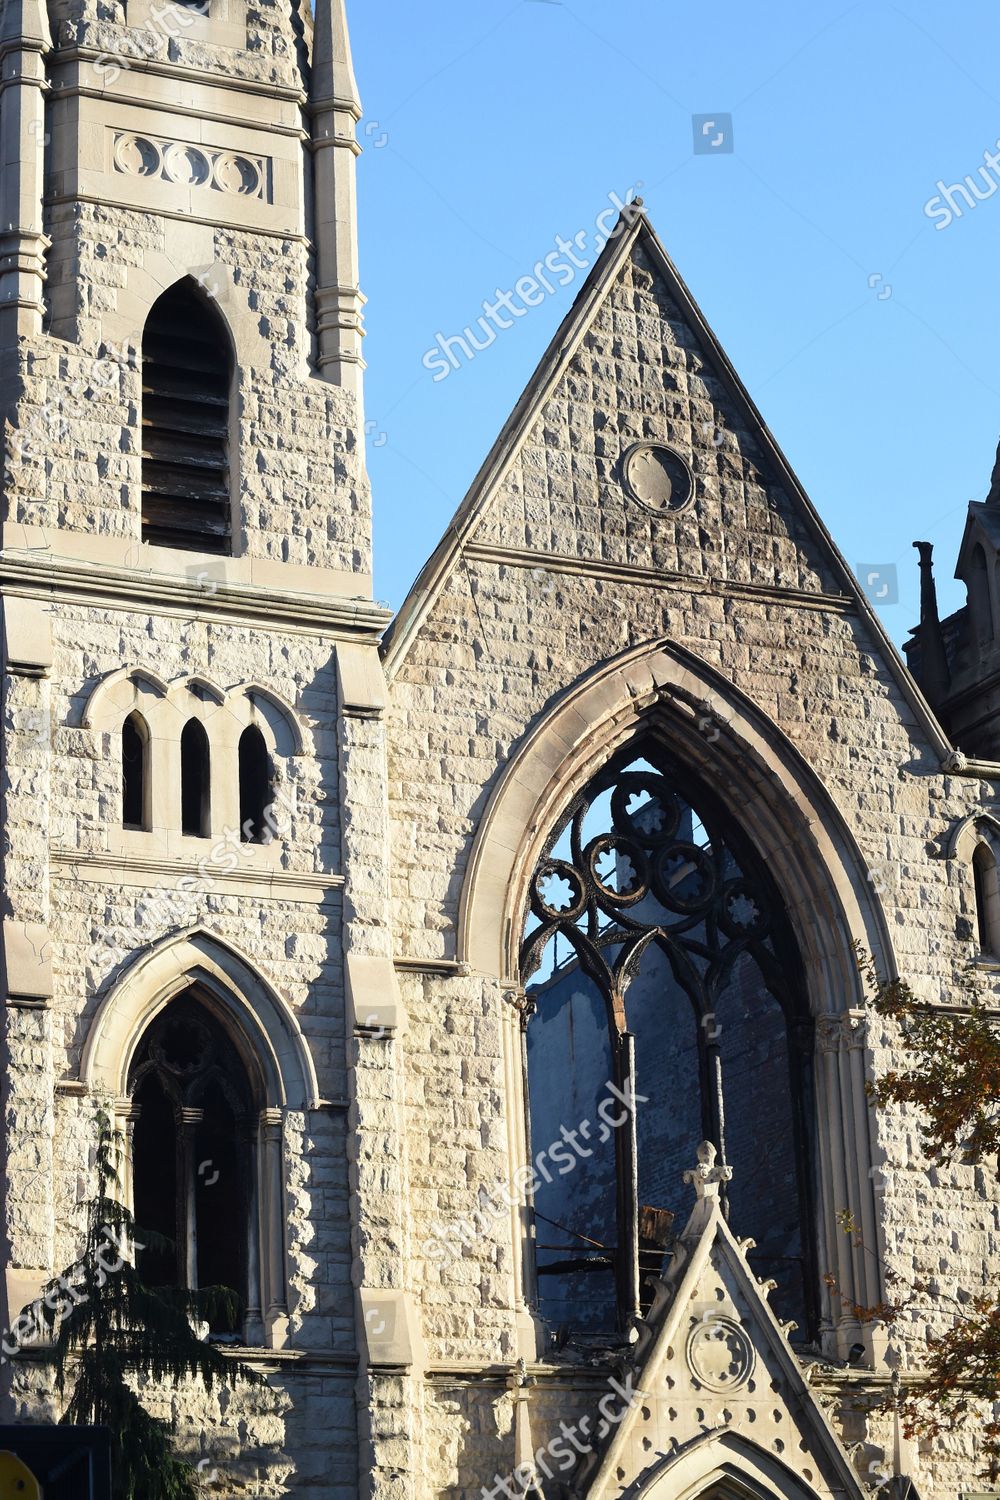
[622,442,694,515]
[686,1316,755,1394]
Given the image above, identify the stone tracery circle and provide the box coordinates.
[621,441,695,515]
[686,1316,755,1393]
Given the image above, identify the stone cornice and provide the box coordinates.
[51,847,344,899]
[48,81,309,139]
[49,44,306,105]
[463,542,859,614]
[0,555,389,639]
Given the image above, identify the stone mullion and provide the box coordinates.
[815,1016,857,1358]
[338,706,416,1500]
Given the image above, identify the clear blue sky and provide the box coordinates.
[352,0,1000,648]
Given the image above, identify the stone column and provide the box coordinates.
[308,0,366,406]
[0,0,50,344]
[260,1107,289,1348]
[815,1011,885,1362]
[337,660,419,1500]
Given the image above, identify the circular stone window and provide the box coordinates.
[622,442,694,515]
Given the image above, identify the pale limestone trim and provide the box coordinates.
[460,638,893,1360]
[463,542,857,615]
[948,809,1000,860]
[336,641,386,717]
[0,555,384,632]
[80,925,320,1109]
[345,953,406,1035]
[125,0,247,58]
[51,847,341,901]
[55,47,307,106]
[2,919,54,1001]
[582,1191,867,1500]
[618,1437,834,1500]
[357,1288,424,1371]
[101,245,272,372]
[1,595,52,676]
[459,638,895,992]
[82,667,307,843]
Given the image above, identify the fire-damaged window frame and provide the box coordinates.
[518,738,819,1341]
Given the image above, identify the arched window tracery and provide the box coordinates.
[128,993,256,1334]
[520,745,815,1341]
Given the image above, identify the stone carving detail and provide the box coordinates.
[112,131,270,202]
[621,441,695,514]
[686,1315,755,1393]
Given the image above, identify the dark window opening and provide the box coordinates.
[974,841,1000,955]
[141,280,232,554]
[128,993,253,1333]
[122,712,149,830]
[521,745,817,1344]
[181,719,211,837]
[239,726,272,844]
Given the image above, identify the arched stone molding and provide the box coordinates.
[947,808,1000,861]
[462,638,894,1363]
[98,243,273,375]
[79,927,317,1347]
[81,668,307,851]
[80,926,320,1112]
[623,1432,837,1500]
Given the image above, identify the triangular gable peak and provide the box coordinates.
[382,204,949,760]
[955,501,1000,585]
[570,1145,869,1500]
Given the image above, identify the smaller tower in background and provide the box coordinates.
[906,440,1000,759]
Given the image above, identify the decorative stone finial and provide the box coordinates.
[683,1141,733,1202]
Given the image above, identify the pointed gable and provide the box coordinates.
[571,1145,869,1500]
[382,206,944,759]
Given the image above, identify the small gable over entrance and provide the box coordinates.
[572,1146,871,1500]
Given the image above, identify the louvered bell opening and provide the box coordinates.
[141,285,232,554]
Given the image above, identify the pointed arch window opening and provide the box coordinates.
[520,746,817,1343]
[141,280,234,554]
[973,839,1000,957]
[239,724,273,844]
[181,719,211,838]
[122,711,150,831]
[127,992,258,1336]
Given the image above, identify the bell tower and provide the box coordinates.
[0,0,396,1484]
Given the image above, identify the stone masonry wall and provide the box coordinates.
[385,236,1000,1497]
[6,207,370,574]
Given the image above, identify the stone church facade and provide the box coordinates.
[0,0,997,1495]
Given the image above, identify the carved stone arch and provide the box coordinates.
[948,808,1000,860]
[465,639,892,1362]
[81,666,170,731]
[629,1432,831,1500]
[82,928,315,1347]
[461,637,896,997]
[238,682,308,757]
[101,245,273,372]
[80,926,320,1111]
